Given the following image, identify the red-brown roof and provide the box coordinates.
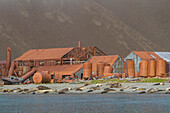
[15,47,74,61]
[133,51,162,60]
[38,64,83,75]
[89,55,120,72]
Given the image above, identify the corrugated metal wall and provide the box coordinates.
[75,68,83,79]
[124,52,142,72]
[112,56,124,73]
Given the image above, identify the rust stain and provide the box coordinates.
[15,47,74,61]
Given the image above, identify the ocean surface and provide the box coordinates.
[0,94,170,113]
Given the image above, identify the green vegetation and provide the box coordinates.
[88,78,168,84]
[140,78,167,83]
[88,79,126,84]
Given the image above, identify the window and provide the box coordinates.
[39,61,44,66]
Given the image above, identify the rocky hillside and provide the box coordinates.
[0,0,169,60]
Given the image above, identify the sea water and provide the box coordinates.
[0,94,169,113]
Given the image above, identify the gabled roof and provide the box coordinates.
[133,51,162,60]
[155,52,170,62]
[89,55,120,72]
[38,64,83,75]
[15,47,74,61]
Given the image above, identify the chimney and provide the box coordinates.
[6,47,11,70]
[78,41,81,48]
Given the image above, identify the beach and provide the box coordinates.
[0,82,170,95]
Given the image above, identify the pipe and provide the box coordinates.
[21,68,36,82]
[8,62,15,77]
[6,47,11,70]
[78,41,81,48]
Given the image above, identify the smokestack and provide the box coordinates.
[78,41,81,48]
[6,47,11,70]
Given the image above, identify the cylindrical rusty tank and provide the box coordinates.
[156,59,166,77]
[8,62,15,76]
[33,71,51,84]
[6,47,11,70]
[83,62,92,79]
[103,66,113,74]
[135,71,140,78]
[139,60,148,77]
[148,59,156,77]
[126,59,135,77]
[97,63,105,76]
[21,69,36,81]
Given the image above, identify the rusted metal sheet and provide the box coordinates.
[139,60,148,77]
[21,69,36,81]
[83,62,92,79]
[38,64,83,76]
[148,59,156,77]
[15,47,74,61]
[33,71,51,84]
[8,62,15,76]
[54,73,62,80]
[89,55,119,73]
[156,59,166,77]
[135,71,140,78]
[6,47,11,70]
[125,59,135,77]
[103,66,113,74]
[133,51,162,60]
[97,63,104,76]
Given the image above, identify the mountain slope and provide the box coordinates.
[0,0,169,60]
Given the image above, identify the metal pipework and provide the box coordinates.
[8,62,15,77]
[21,68,36,82]
[6,47,11,70]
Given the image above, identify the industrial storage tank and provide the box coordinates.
[33,71,51,84]
[97,63,105,76]
[156,59,166,77]
[148,59,156,77]
[135,72,140,78]
[126,59,135,77]
[83,62,92,79]
[139,60,148,77]
[103,66,113,74]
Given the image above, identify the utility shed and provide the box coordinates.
[124,51,170,73]
[38,64,83,79]
[89,55,124,74]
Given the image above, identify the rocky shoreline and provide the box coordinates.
[0,82,170,95]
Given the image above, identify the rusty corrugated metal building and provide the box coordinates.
[38,64,83,79]
[124,51,170,76]
[13,46,105,77]
[89,55,124,75]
